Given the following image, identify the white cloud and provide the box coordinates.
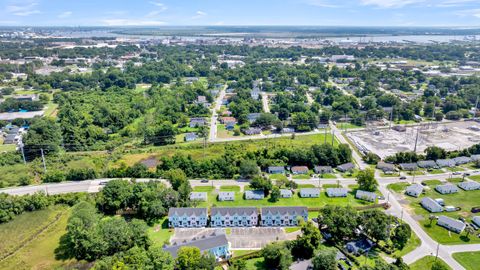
[455,8,480,18]
[192,11,207,19]
[306,0,340,8]
[6,1,41,16]
[102,19,166,26]
[360,0,426,8]
[58,11,72,19]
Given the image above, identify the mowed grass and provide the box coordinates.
[469,175,480,182]
[148,217,174,247]
[452,251,480,270]
[0,206,74,270]
[400,180,480,244]
[387,182,409,193]
[409,256,452,270]
[194,186,373,209]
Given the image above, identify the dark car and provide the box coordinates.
[99,181,108,186]
[472,207,480,213]
[200,179,209,183]
[400,176,407,180]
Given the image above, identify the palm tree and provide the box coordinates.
[465,226,475,239]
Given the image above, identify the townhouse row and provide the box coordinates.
[168,206,308,228]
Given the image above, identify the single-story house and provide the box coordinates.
[268,166,285,174]
[300,188,320,198]
[291,166,309,175]
[245,190,265,200]
[437,215,466,234]
[435,184,459,195]
[164,233,231,260]
[376,162,396,173]
[314,166,333,174]
[190,118,206,128]
[355,190,377,202]
[225,122,235,131]
[436,159,456,168]
[281,127,295,134]
[417,160,437,169]
[190,192,208,201]
[243,128,262,136]
[337,163,355,173]
[453,156,472,165]
[405,184,424,198]
[399,163,418,171]
[471,155,480,162]
[184,133,197,142]
[3,134,17,144]
[420,197,444,213]
[345,238,374,256]
[473,216,480,227]
[220,117,237,124]
[280,189,293,198]
[218,192,235,201]
[458,181,480,191]
[326,188,348,198]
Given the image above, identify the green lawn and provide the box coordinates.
[148,218,174,247]
[469,175,480,182]
[318,173,336,179]
[219,185,241,192]
[269,174,288,181]
[292,174,311,180]
[285,227,301,233]
[391,231,421,257]
[387,182,409,193]
[452,251,480,270]
[0,144,16,152]
[232,250,258,258]
[245,257,266,270]
[338,122,363,130]
[409,256,452,270]
[446,178,464,184]
[323,184,342,188]
[446,167,465,172]
[0,206,75,270]
[421,179,442,186]
[399,180,480,244]
[428,169,445,174]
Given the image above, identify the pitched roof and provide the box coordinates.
[421,197,443,211]
[337,162,355,171]
[165,233,229,258]
[168,207,208,217]
[458,181,480,190]
[436,159,456,167]
[417,160,437,168]
[260,206,307,216]
[211,207,257,216]
[453,156,472,165]
[437,215,466,231]
[399,163,418,170]
[406,183,424,195]
[218,191,235,198]
[326,188,348,196]
[355,190,377,201]
[300,188,320,194]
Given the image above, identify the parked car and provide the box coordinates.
[472,207,480,213]
[200,179,209,183]
[464,173,471,176]
[99,181,108,186]
[453,172,461,175]
[400,176,407,180]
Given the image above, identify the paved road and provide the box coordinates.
[208,85,226,142]
[330,121,368,170]
[261,92,270,113]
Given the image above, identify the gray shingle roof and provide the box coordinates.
[453,156,472,165]
[337,163,355,172]
[168,207,208,217]
[399,163,418,171]
[326,188,348,197]
[458,181,480,191]
[211,207,258,216]
[165,233,228,258]
[417,160,437,168]
[260,206,307,216]
[355,190,377,201]
[437,215,466,232]
[436,159,456,167]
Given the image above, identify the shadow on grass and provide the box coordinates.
[460,236,471,243]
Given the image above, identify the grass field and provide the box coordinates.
[193,185,372,208]
[0,144,16,152]
[0,206,74,270]
[409,256,451,270]
[469,175,480,181]
[387,182,409,193]
[452,251,480,270]
[397,180,480,244]
[148,217,174,247]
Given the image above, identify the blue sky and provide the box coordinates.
[1,0,480,27]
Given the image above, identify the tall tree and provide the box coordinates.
[356,168,378,192]
[312,249,337,270]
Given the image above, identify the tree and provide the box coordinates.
[312,249,337,270]
[391,223,411,250]
[291,221,322,259]
[435,112,444,121]
[361,210,391,242]
[229,259,247,270]
[96,180,133,214]
[262,242,292,270]
[425,146,447,161]
[431,261,449,270]
[269,186,281,202]
[176,246,202,270]
[145,121,176,146]
[356,168,378,192]
[429,215,436,226]
[249,176,273,195]
[319,205,358,242]
[163,169,188,190]
[239,159,260,179]
[148,246,175,270]
[464,226,475,239]
[23,118,62,160]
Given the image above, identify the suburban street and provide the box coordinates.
[208,85,226,142]
[330,121,368,170]
[261,92,271,113]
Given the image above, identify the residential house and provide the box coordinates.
[281,127,295,134]
[280,189,293,198]
[164,233,231,261]
[225,121,235,131]
[300,188,320,198]
[471,155,480,162]
[405,184,424,198]
[458,181,480,191]
[436,159,456,168]
[220,117,236,124]
[268,166,285,174]
[218,192,235,201]
[399,163,418,171]
[326,188,348,198]
[376,162,396,173]
[245,190,265,200]
[337,163,355,173]
[243,128,262,136]
[210,207,258,227]
[260,207,308,227]
[12,94,38,101]
[247,113,261,123]
[345,238,374,256]
[168,207,208,228]
[417,160,437,169]
[314,166,333,174]
[184,133,197,142]
[190,118,206,128]
[190,192,208,202]
[3,134,17,144]
[454,156,472,165]
[355,190,377,202]
[437,215,466,233]
[291,166,309,175]
[435,184,459,195]
[420,197,444,213]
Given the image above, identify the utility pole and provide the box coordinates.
[413,128,420,153]
[40,148,47,173]
[389,107,394,129]
[331,131,335,146]
[20,143,26,164]
[435,243,440,261]
[324,126,327,144]
[475,96,479,119]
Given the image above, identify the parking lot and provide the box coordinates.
[171,227,300,249]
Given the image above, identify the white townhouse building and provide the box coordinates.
[420,197,444,213]
[260,207,308,227]
[168,207,208,228]
[435,184,459,195]
[210,207,258,227]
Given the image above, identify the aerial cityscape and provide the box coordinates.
[1,1,480,270]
